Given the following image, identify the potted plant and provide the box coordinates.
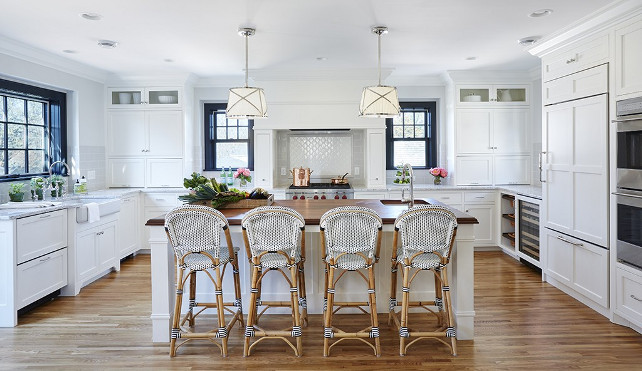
[30,176,45,200]
[233,167,252,188]
[429,167,448,185]
[8,183,25,202]
[49,174,65,197]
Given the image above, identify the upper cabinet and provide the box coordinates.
[541,33,610,82]
[457,85,529,106]
[615,14,642,98]
[107,87,182,108]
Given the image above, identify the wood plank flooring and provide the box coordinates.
[1,251,641,370]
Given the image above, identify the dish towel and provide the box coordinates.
[86,202,101,223]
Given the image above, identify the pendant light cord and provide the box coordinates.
[244,32,249,88]
[377,31,382,86]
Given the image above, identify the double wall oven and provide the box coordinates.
[614,96,642,270]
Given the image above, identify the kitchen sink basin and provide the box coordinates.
[75,198,121,223]
[379,199,429,205]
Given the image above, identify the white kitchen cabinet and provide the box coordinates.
[463,191,496,247]
[354,191,387,199]
[494,156,531,185]
[544,229,608,308]
[142,192,182,250]
[457,85,529,106]
[108,158,183,188]
[107,110,183,158]
[615,14,642,97]
[542,94,608,247]
[456,109,529,155]
[543,64,608,105]
[541,33,610,82]
[366,129,386,188]
[146,159,183,187]
[64,214,119,296]
[108,159,146,187]
[253,129,274,188]
[118,195,140,259]
[615,263,642,329]
[456,156,493,185]
[0,209,68,327]
[107,87,182,108]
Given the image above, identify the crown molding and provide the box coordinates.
[104,73,196,87]
[446,70,533,83]
[0,35,109,83]
[528,0,642,57]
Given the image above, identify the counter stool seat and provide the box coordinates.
[180,246,238,271]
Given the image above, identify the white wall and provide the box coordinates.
[0,52,106,190]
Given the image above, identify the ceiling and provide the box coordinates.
[0,0,618,81]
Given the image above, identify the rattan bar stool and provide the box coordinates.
[241,206,307,356]
[320,206,383,356]
[164,205,244,357]
[388,205,458,356]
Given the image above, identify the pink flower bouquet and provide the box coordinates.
[233,167,252,183]
[429,167,448,184]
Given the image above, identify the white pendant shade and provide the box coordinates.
[226,87,267,119]
[359,85,400,117]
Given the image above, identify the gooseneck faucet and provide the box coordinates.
[400,163,414,208]
[48,160,71,197]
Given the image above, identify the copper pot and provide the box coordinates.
[330,173,349,185]
[291,167,313,187]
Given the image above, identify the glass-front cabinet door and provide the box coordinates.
[457,85,529,106]
[107,87,182,108]
[108,88,145,107]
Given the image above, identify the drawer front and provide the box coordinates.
[544,64,608,105]
[16,209,67,264]
[616,265,642,327]
[17,248,67,309]
[414,191,463,205]
[145,193,180,208]
[542,34,610,82]
[464,191,495,203]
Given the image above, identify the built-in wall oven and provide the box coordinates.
[614,96,642,269]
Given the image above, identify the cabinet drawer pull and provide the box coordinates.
[566,57,577,64]
[475,196,485,199]
[39,256,51,262]
[39,214,52,219]
[442,197,450,200]
[155,199,165,201]
[556,235,583,247]
[470,182,479,185]
[96,231,104,236]
[160,184,170,187]
[631,294,642,302]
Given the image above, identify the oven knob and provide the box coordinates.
[300,195,306,200]
[313,195,319,200]
[342,195,347,199]
[292,195,298,200]
[321,194,326,200]
[334,194,340,199]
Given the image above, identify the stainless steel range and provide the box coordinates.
[285,183,353,200]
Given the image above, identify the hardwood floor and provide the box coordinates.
[1,251,641,370]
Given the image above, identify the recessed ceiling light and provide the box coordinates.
[529,9,553,18]
[97,40,118,48]
[62,49,77,54]
[517,36,540,46]
[80,12,103,21]
[465,56,477,61]
[164,58,174,63]
[316,57,327,61]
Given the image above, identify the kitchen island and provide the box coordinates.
[145,199,478,342]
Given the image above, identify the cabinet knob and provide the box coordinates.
[631,294,642,302]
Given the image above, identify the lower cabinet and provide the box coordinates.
[354,191,388,199]
[16,248,67,312]
[142,192,182,249]
[544,228,608,308]
[615,263,642,329]
[108,158,183,188]
[463,191,496,247]
[63,213,119,296]
[118,195,140,259]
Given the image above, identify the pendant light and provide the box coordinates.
[226,27,267,119]
[359,26,400,118]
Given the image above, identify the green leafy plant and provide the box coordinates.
[183,172,209,190]
[30,177,45,190]
[8,183,25,202]
[179,175,249,208]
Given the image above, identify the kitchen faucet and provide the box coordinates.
[48,160,71,197]
[400,163,414,208]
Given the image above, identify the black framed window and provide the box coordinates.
[203,103,254,171]
[386,101,437,169]
[0,78,66,181]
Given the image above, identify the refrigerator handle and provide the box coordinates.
[539,151,547,183]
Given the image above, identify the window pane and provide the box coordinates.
[238,127,248,139]
[27,101,45,125]
[28,126,44,149]
[7,97,26,123]
[0,97,5,121]
[8,124,26,148]
[216,142,248,168]
[0,152,4,175]
[404,126,414,138]
[216,127,227,139]
[414,112,425,126]
[415,125,425,138]
[393,115,402,126]
[227,127,238,139]
[8,150,25,174]
[0,124,4,148]
[216,113,227,126]
[28,149,45,173]
[393,141,426,167]
[238,119,248,127]
[393,126,403,138]
[404,112,414,125]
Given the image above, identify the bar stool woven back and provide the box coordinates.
[320,206,383,356]
[241,206,307,356]
[164,204,244,357]
[389,205,458,356]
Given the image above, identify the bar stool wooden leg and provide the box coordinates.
[434,268,444,327]
[231,252,245,327]
[213,266,228,357]
[389,261,399,326]
[170,267,185,357]
[187,271,196,327]
[323,265,336,357]
[289,264,303,356]
[244,262,260,357]
[367,265,381,356]
[298,264,308,327]
[399,265,411,356]
[441,265,457,356]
